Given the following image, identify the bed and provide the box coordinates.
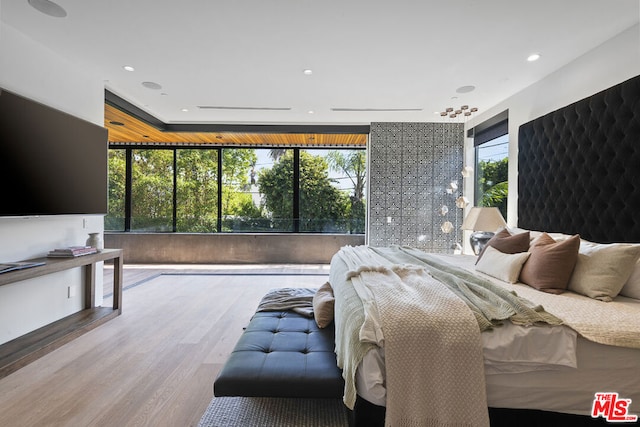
[329,75,640,427]
[329,239,640,426]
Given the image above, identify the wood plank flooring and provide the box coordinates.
[0,264,330,427]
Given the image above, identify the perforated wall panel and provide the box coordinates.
[368,122,464,252]
[518,75,640,243]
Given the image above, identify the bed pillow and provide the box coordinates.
[476,228,530,264]
[313,282,335,328]
[475,246,531,283]
[519,233,580,294]
[568,243,640,302]
[620,257,640,299]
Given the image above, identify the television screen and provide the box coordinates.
[0,88,108,216]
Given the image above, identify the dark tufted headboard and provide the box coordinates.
[518,74,640,243]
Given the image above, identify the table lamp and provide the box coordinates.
[461,207,507,255]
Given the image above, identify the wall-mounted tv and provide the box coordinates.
[0,88,108,216]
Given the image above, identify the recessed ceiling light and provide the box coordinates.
[527,53,541,62]
[123,65,135,72]
[303,69,313,75]
[28,0,67,18]
[455,85,475,94]
[181,108,189,112]
[307,110,315,114]
[142,81,162,90]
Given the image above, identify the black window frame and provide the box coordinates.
[107,144,366,234]
[469,110,509,215]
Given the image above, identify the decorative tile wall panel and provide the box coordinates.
[368,122,464,253]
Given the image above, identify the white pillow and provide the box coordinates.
[567,243,640,302]
[475,246,531,283]
[620,254,640,299]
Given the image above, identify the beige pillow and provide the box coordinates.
[519,233,580,294]
[475,246,531,283]
[476,228,531,264]
[620,257,640,299]
[568,243,640,302]
[313,282,335,328]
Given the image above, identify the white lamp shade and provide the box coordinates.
[461,207,506,232]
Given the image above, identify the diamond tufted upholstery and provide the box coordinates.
[213,310,344,398]
[518,74,640,243]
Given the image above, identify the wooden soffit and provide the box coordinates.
[104,92,368,148]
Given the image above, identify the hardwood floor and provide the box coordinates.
[0,264,330,427]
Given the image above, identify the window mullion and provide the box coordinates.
[293,148,300,232]
[124,148,132,232]
[217,148,223,233]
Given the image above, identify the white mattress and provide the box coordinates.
[356,325,640,415]
[356,320,577,406]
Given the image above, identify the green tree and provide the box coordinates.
[269,148,286,162]
[327,150,366,233]
[130,149,174,231]
[106,149,126,231]
[477,157,508,218]
[258,151,348,232]
[176,149,219,232]
[221,149,263,231]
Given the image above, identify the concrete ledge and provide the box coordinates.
[104,233,365,264]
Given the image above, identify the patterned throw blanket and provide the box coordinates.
[332,245,563,427]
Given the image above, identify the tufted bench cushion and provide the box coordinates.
[213,310,344,398]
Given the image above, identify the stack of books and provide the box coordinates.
[47,246,98,258]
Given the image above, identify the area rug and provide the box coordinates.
[197,397,350,427]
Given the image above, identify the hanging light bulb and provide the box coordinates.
[441,221,454,233]
[440,205,449,216]
[461,166,473,178]
[456,196,469,209]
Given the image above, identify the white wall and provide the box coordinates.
[463,24,640,229]
[0,23,106,344]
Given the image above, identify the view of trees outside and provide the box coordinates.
[176,149,218,232]
[106,149,126,231]
[222,148,281,231]
[327,150,366,233]
[475,134,509,219]
[105,147,366,234]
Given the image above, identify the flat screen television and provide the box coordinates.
[0,88,108,216]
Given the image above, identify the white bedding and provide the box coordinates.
[345,251,640,416]
[356,320,579,407]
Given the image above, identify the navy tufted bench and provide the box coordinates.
[213,310,344,398]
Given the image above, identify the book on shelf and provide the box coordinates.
[47,246,98,258]
[0,261,46,274]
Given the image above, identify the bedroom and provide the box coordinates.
[1,0,639,426]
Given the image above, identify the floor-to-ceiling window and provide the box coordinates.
[473,113,509,220]
[106,146,366,234]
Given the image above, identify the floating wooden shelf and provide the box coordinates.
[0,249,123,379]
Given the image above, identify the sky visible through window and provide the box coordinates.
[477,134,508,162]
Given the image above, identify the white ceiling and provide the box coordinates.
[2,0,639,126]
